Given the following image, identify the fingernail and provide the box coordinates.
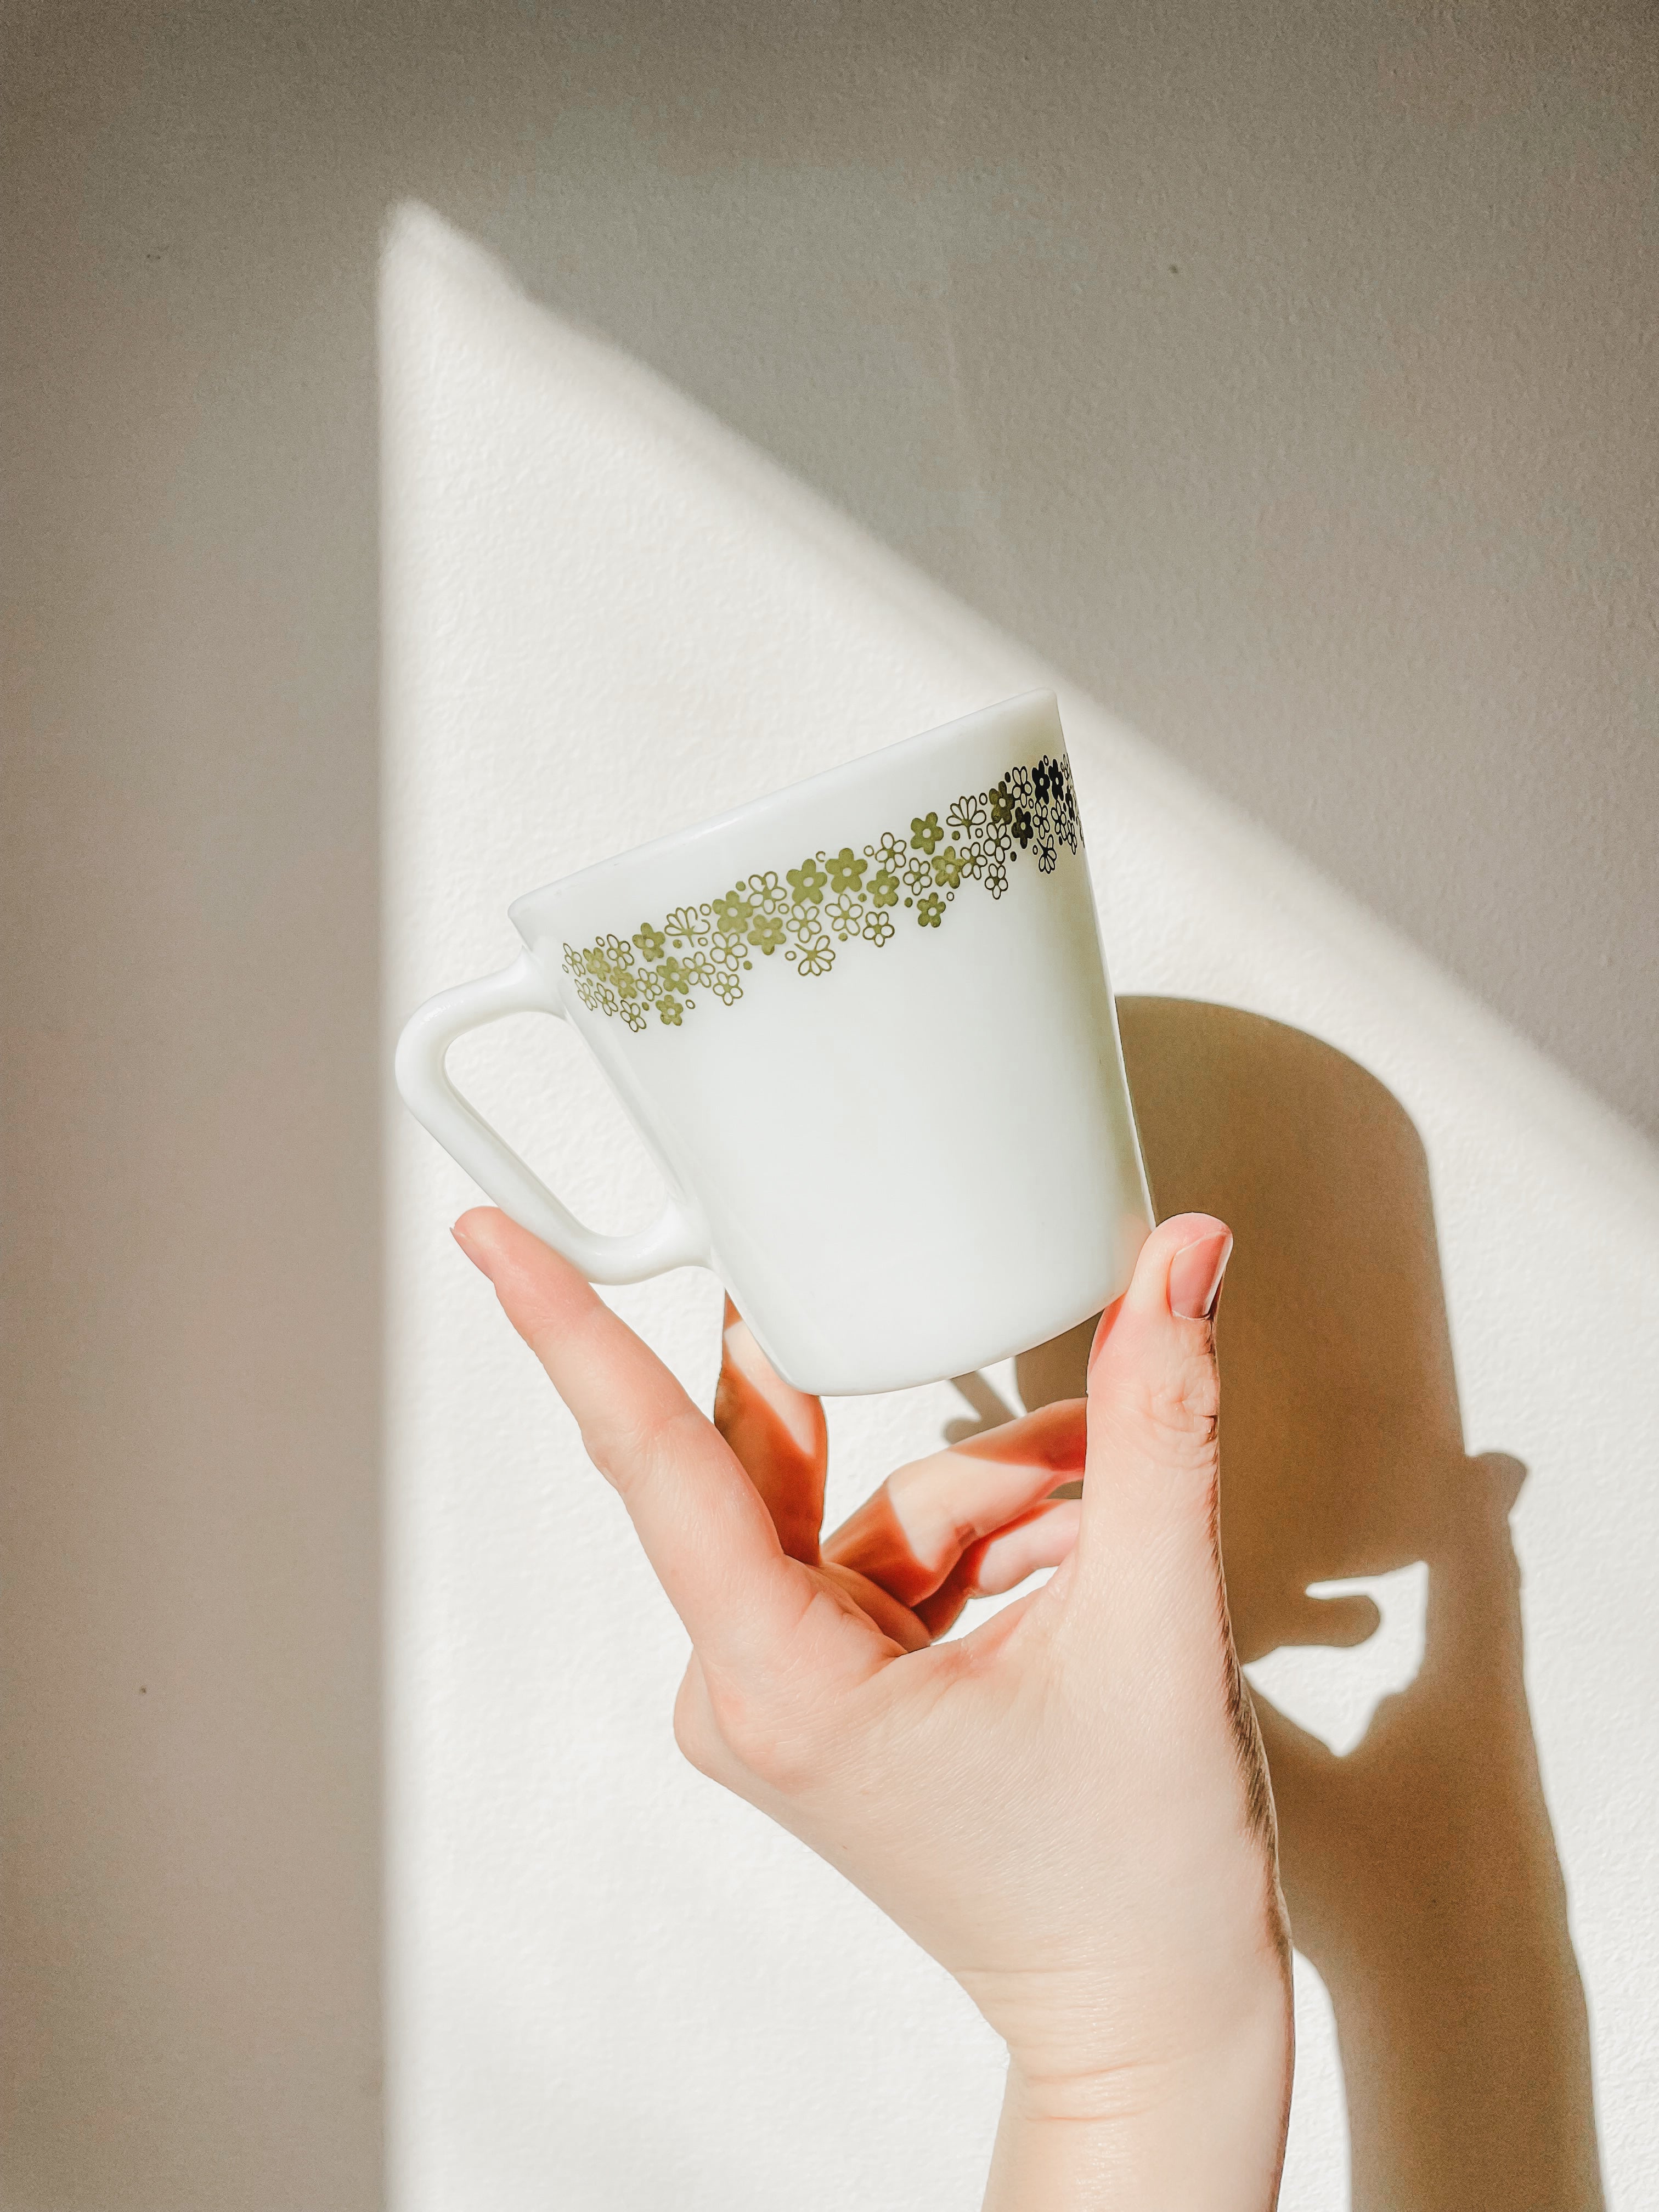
[1169,1230,1232,1321]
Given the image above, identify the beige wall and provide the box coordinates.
[4,5,387,2208]
[5,3,1655,2207]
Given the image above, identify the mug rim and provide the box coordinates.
[508,687,1058,931]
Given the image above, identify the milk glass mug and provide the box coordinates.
[396,691,1152,1395]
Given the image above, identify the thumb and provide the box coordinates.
[1076,1213,1232,1567]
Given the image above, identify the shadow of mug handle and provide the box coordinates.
[394,952,709,1283]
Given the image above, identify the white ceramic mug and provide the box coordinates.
[396,691,1152,1394]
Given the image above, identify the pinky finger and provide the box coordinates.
[966,1498,1082,1598]
[914,1500,1082,1639]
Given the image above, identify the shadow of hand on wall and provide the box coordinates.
[962,997,1603,2211]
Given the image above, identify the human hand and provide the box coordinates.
[453,1207,1291,2209]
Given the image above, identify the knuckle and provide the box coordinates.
[1127,1355,1221,1461]
[722,1689,826,1793]
[585,1401,699,1493]
[670,1674,725,1781]
[672,1663,817,1795]
[712,1700,816,1794]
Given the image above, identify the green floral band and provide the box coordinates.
[562,751,1082,1029]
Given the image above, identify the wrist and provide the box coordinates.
[984,1982,1293,2210]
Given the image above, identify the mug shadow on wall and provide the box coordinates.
[954,997,1604,2212]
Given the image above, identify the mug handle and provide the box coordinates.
[394,951,709,1284]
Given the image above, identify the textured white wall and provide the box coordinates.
[383,210,1659,2211]
[9,7,1657,2206]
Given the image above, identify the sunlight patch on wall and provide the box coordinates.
[382,201,1658,2211]
[1245,1564,1429,1759]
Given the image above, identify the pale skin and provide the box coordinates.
[454,1206,1293,2209]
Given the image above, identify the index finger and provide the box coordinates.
[453,1209,812,1670]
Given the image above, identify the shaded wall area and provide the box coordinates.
[3,5,388,2205]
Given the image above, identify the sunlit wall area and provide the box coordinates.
[382,207,1658,2212]
[376,0,1659,1149]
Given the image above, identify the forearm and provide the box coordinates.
[983,1996,1293,2212]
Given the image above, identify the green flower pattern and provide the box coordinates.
[563,751,1081,1029]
